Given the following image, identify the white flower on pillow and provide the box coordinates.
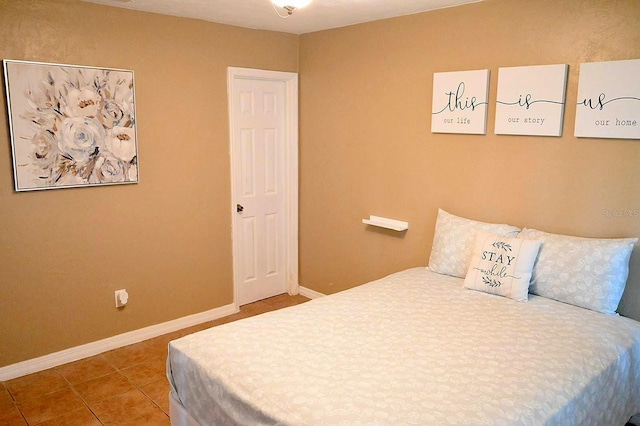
[428,209,520,278]
[518,228,637,314]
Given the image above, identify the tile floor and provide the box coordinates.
[0,294,309,425]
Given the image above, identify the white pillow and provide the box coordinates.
[464,231,542,302]
[428,209,520,278]
[519,228,638,314]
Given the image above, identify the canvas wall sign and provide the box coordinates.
[431,69,490,135]
[574,59,640,139]
[494,64,568,137]
[3,60,138,191]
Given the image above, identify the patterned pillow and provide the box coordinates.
[428,209,520,278]
[464,231,542,301]
[519,228,638,314]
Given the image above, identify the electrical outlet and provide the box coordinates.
[115,289,129,308]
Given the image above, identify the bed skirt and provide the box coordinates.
[170,391,201,426]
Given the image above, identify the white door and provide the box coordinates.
[228,68,299,306]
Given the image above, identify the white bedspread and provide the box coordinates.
[168,268,640,425]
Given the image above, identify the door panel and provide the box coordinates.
[240,129,256,197]
[232,77,287,305]
[242,216,257,282]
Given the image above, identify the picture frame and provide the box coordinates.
[3,59,138,191]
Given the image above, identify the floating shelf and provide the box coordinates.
[362,215,409,232]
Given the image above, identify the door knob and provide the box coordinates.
[236,204,244,213]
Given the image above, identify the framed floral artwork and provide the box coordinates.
[3,60,138,191]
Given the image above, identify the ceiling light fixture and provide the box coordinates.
[271,0,312,18]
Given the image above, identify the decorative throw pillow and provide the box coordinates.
[519,228,638,315]
[428,209,520,278]
[464,231,542,302]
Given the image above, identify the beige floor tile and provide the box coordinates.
[17,388,84,425]
[264,297,299,310]
[37,406,101,425]
[141,336,172,359]
[116,406,170,425]
[5,370,68,403]
[73,372,134,404]
[0,403,27,426]
[240,302,272,317]
[102,341,153,370]
[56,355,115,385]
[89,388,159,425]
[139,378,170,414]
[291,294,311,304]
[120,356,166,387]
[173,323,213,338]
[0,385,15,410]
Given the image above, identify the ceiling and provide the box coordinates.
[81,0,483,34]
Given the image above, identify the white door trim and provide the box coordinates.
[227,67,299,305]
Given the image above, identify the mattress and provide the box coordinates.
[167,268,640,425]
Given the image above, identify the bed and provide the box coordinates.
[167,210,640,425]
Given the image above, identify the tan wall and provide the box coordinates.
[0,0,298,367]
[298,0,640,318]
[2,0,640,368]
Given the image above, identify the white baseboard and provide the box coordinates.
[0,303,238,381]
[298,286,326,300]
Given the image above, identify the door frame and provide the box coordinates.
[227,67,299,306]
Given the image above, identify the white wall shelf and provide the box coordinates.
[362,215,409,232]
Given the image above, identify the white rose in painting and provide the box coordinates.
[105,126,136,162]
[118,83,135,127]
[92,153,127,183]
[31,130,58,163]
[99,99,127,128]
[62,87,102,118]
[21,130,60,187]
[26,78,56,114]
[58,117,104,162]
[22,79,58,129]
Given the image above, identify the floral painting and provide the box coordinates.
[3,60,138,191]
